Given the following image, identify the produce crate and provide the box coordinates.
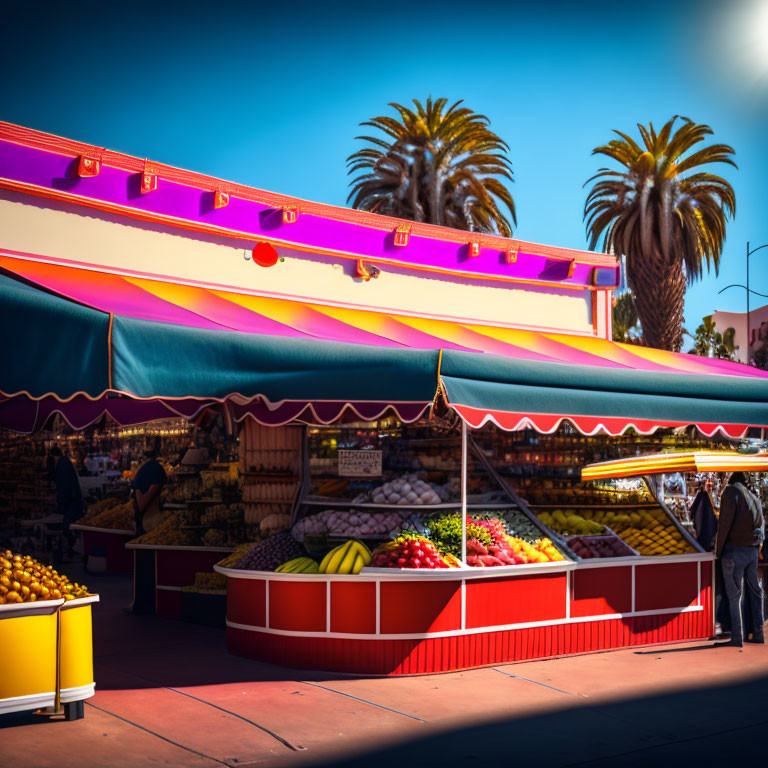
[565,527,640,560]
[0,594,98,719]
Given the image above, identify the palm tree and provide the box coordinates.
[584,116,736,351]
[347,98,516,236]
[686,315,738,360]
[612,291,641,343]
[721,326,737,359]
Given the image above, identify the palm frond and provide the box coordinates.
[347,97,515,235]
[584,116,736,351]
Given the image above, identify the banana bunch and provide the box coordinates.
[319,540,372,574]
[275,557,320,574]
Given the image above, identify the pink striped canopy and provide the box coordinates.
[3,254,765,381]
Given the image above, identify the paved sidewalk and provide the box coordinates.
[1,570,766,767]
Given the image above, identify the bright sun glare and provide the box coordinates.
[721,0,768,84]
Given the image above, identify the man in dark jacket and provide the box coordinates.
[716,472,765,646]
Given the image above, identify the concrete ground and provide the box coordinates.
[1,570,767,768]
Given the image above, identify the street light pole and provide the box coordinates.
[746,242,768,364]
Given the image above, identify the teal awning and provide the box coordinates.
[0,273,438,403]
[3,265,768,438]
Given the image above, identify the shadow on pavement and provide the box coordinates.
[0,712,67,730]
[278,674,768,768]
[633,643,723,654]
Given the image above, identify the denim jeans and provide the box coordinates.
[721,545,765,642]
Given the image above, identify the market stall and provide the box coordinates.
[216,554,711,675]
[0,551,96,718]
[3,121,768,675]
[211,420,713,673]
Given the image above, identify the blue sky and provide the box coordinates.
[2,0,766,339]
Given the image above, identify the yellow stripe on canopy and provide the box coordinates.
[581,451,768,480]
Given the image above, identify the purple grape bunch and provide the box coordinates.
[235,532,307,571]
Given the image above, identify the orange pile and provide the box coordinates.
[0,549,89,605]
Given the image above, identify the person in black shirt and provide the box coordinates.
[131,447,167,536]
[127,442,167,614]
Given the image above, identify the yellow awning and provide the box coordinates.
[581,451,768,481]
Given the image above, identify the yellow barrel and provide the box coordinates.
[59,594,98,701]
[0,599,63,714]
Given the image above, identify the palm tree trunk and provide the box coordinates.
[627,248,686,351]
[410,153,424,222]
[430,160,443,227]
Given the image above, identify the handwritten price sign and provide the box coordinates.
[338,450,383,477]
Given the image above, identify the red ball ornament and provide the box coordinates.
[251,241,279,267]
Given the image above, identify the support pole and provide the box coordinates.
[747,241,751,364]
[461,420,468,564]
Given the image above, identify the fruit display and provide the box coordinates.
[319,540,372,574]
[79,496,120,521]
[201,528,228,547]
[200,503,245,526]
[540,507,695,556]
[275,556,320,573]
[216,542,259,569]
[77,497,135,530]
[200,466,239,491]
[130,512,199,546]
[504,536,564,564]
[292,509,403,541]
[495,508,553,543]
[397,513,564,567]
[519,480,653,507]
[537,510,604,536]
[361,474,444,505]
[465,518,564,566]
[566,532,637,559]
[425,513,493,557]
[371,535,454,569]
[235,532,307,571]
[619,523,694,556]
[192,571,227,591]
[162,475,202,504]
[0,549,89,604]
[84,500,134,530]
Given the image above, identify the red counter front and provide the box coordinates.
[129,545,233,619]
[71,525,135,574]
[216,554,714,675]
